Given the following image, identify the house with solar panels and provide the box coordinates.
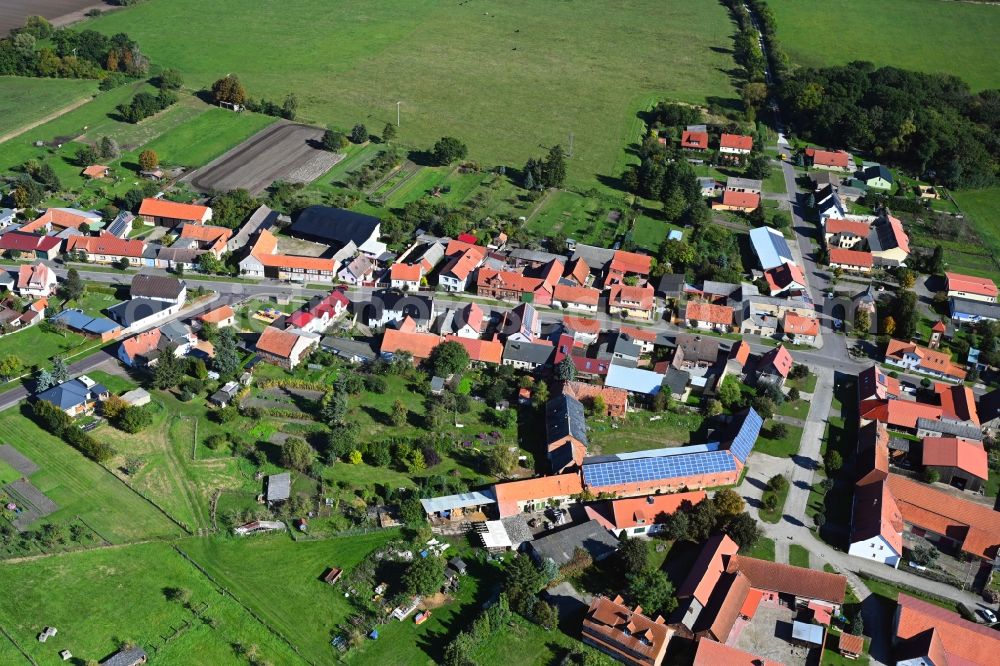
[581,409,762,498]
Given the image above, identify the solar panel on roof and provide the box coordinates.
[583,450,736,488]
[728,408,763,464]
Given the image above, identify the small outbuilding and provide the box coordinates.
[447,556,468,575]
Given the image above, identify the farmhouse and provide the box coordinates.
[240,229,337,282]
[196,305,236,328]
[364,290,436,330]
[138,198,213,227]
[177,224,233,257]
[0,232,62,260]
[949,296,1000,324]
[868,214,910,266]
[255,326,317,369]
[859,163,893,190]
[805,148,852,172]
[725,176,762,194]
[492,474,583,518]
[719,133,753,156]
[693,640,779,666]
[99,646,147,666]
[552,283,601,312]
[884,339,966,382]
[608,283,656,320]
[20,207,102,234]
[584,491,707,537]
[545,394,588,473]
[683,301,734,332]
[782,312,820,345]
[106,211,135,238]
[389,262,424,290]
[499,302,541,343]
[379,327,443,362]
[130,274,186,306]
[82,164,110,179]
[893,593,1000,666]
[824,218,870,249]
[502,340,554,371]
[828,247,873,273]
[849,477,903,568]
[118,329,164,367]
[921,436,988,492]
[763,262,807,295]
[477,261,562,306]
[711,189,759,212]
[438,241,487,292]
[562,380,628,418]
[582,595,674,666]
[338,254,375,285]
[681,128,709,151]
[527,519,619,567]
[606,250,652,286]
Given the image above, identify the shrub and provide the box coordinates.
[204,434,228,451]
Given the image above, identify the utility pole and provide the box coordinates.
[397,101,401,127]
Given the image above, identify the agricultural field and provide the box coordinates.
[0,541,306,665]
[952,187,1000,279]
[83,0,740,185]
[0,76,96,139]
[768,0,1000,91]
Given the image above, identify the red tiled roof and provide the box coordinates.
[829,247,873,268]
[609,284,655,310]
[858,364,900,401]
[678,534,740,605]
[441,248,483,282]
[286,310,314,328]
[197,305,235,324]
[380,327,441,361]
[390,262,423,282]
[256,326,303,358]
[857,421,890,486]
[258,253,336,271]
[21,208,95,233]
[783,312,819,337]
[582,595,671,666]
[730,340,751,365]
[883,214,910,254]
[460,302,484,333]
[0,231,61,253]
[564,315,601,335]
[896,593,1000,665]
[620,326,657,342]
[825,218,870,236]
[946,272,998,298]
[120,328,161,360]
[763,262,807,292]
[706,572,751,642]
[681,130,709,149]
[566,258,590,286]
[493,474,584,517]
[718,190,760,209]
[609,250,652,276]
[888,473,1000,559]
[858,398,943,429]
[693,639,784,666]
[65,234,146,258]
[248,229,279,257]
[760,345,794,377]
[179,224,231,244]
[585,491,706,531]
[852,477,904,556]
[17,263,53,290]
[685,301,733,326]
[562,380,628,417]
[139,198,210,221]
[837,633,864,656]
[444,239,487,261]
[885,339,966,380]
[935,382,979,424]
[720,133,753,151]
[444,334,503,365]
[553,283,600,306]
[806,148,851,169]
[922,437,989,480]
[725,555,847,604]
[82,165,108,178]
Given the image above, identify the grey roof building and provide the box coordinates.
[950,297,1000,323]
[725,176,762,193]
[527,519,619,567]
[266,472,291,504]
[545,394,589,471]
[320,336,377,363]
[35,376,108,413]
[107,298,174,328]
[99,646,147,666]
[290,206,380,249]
[502,340,554,369]
[656,273,686,300]
[916,418,982,441]
[130,273,185,302]
[571,244,615,271]
[229,204,280,253]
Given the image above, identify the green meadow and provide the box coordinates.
[0,76,97,138]
[768,0,1000,90]
[82,0,739,185]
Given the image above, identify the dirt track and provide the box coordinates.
[184,121,342,195]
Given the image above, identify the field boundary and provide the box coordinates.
[0,93,95,145]
[0,624,36,666]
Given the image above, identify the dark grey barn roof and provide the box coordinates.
[290,206,380,248]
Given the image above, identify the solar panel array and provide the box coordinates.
[583,450,737,489]
[728,408,763,464]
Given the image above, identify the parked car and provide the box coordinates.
[977,608,998,624]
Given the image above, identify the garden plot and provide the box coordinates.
[184,121,342,194]
[5,479,59,531]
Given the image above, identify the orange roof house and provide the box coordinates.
[805,148,852,170]
[887,473,1000,560]
[758,344,794,379]
[179,224,232,256]
[553,283,601,308]
[946,271,998,300]
[21,208,99,233]
[562,380,628,418]
[894,593,1000,666]
[255,326,316,369]
[719,133,753,153]
[684,301,734,329]
[582,595,673,666]
[763,262,807,293]
[858,398,943,430]
[118,328,162,366]
[857,421,890,486]
[885,339,966,382]
[782,312,820,339]
[196,305,236,327]
[444,334,503,365]
[825,217,871,238]
[82,164,109,179]
[850,477,904,565]
[138,198,212,226]
[858,364,901,402]
[65,234,146,261]
[829,247,874,269]
[724,555,846,604]
[934,382,979,424]
[380,327,442,362]
[922,437,989,482]
[607,250,652,284]
[390,262,423,284]
[712,189,760,212]
[565,257,591,286]
[693,640,783,666]
[584,491,706,534]
[681,129,709,151]
[492,474,584,518]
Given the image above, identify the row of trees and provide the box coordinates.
[116,88,177,123]
[31,399,114,462]
[0,19,148,79]
[521,145,567,190]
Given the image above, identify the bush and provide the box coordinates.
[115,405,152,433]
[204,434,228,451]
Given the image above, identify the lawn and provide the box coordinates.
[758,480,789,525]
[753,423,803,458]
[0,409,182,543]
[588,410,708,455]
[0,76,97,138]
[83,0,740,186]
[0,540,306,665]
[776,398,808,419]
[180,532,398,665]
[787,370,818,393]
[768,0,1000,91]
[788,543,810,568]
[856,573,957,612]
[85,369,138,395]
[744,535,775,562]
[0,325,91,371]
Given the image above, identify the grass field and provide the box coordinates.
[588,411,708,455]
[768,0,1000,91]
[953,187,1000,278]
[744,535,775,562]
[0,325,90,370]
[0,76,97,138]
[753,423,803,458]
[83,0,739,186]
[0,410,182,542]
[788,543,810,568]
[0,540,306,665]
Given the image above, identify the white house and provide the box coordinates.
[16,262,57,298]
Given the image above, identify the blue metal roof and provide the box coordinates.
[749,226,794,270]
[728,408,763,464]
[583,449,737,488]
[604,365,664,395]
[51,309,120,335]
